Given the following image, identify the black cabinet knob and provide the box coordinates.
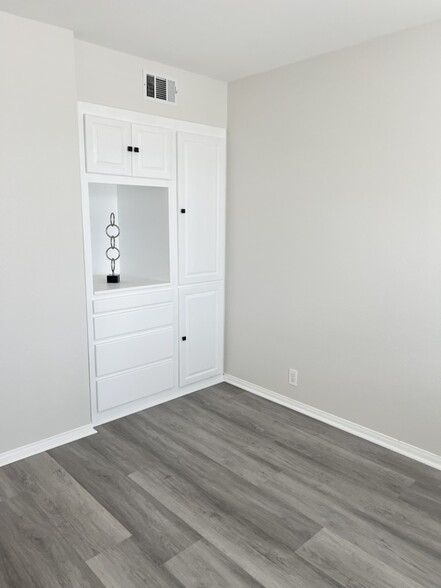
[134,147,140,153]
[127,146,133,152]
[181,336,187,341]
[180,209,186,214]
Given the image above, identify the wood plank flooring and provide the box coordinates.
[0,382,441,587]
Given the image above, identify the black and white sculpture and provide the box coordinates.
[106,212,120,283]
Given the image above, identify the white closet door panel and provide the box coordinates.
[179,283,223,386]
[94,304,173,340]
[85,115,132,175]
[95,328,173,377]
[132,124,173,179]
[97,360,174,412]
[178,133,225,284]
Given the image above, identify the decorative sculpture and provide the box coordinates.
[106,212,120,283]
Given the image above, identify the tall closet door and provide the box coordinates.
[177,133,225,284]
[179,282,224,386]
[85,115,132,175]
[132,124,173,179]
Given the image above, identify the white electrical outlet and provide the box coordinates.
[288,368,298,386]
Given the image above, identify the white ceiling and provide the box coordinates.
[1,0,441,81]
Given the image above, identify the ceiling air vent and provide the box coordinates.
[143,71,177,105]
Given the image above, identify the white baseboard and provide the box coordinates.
[224,374,441,472]
[0,425,96,468]
[4,375,439,472]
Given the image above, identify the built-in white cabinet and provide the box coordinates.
[179,282,224,386]
[177,133,225,284]
[80,103,225,424]
[85,115,173,179]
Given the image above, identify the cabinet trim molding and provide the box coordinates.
[79,102,226,138]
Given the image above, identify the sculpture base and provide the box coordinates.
[107,274,120,283]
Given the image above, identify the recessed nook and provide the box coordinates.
[88,182,171,294]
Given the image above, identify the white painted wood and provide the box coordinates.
[85,174,173,188]
[178,132,225,284]
[179,282,224,386]
[224,374,441,472]
[93,289,173,314]
[93,374,224,425]
[132,124,173,179]
[78,108,100,421]
[0,425,96,469]
[94,304,173,340]
[93,276,170,296]
[81,164,179,421]
[97,360,174,412]
[79,103,225,424]
[85,115,132,175]
[80,102,226,139]
[95,328,173,376]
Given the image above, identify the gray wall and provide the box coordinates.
[0,12,91,452]
[226,20,441,455]
[75,40,228,128]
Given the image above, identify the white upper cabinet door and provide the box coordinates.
[85,115,132,176]
[132,124,173,179]
[179,282,223,387]
[178,132,225,284]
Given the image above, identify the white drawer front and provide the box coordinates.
[94,304,173,340]
[95,328,173,377]
[93,290,173,314]
[97,360,174,412]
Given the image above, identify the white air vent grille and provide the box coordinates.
[144,71,177,105]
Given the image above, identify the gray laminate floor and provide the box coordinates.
[1,383,441,587]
